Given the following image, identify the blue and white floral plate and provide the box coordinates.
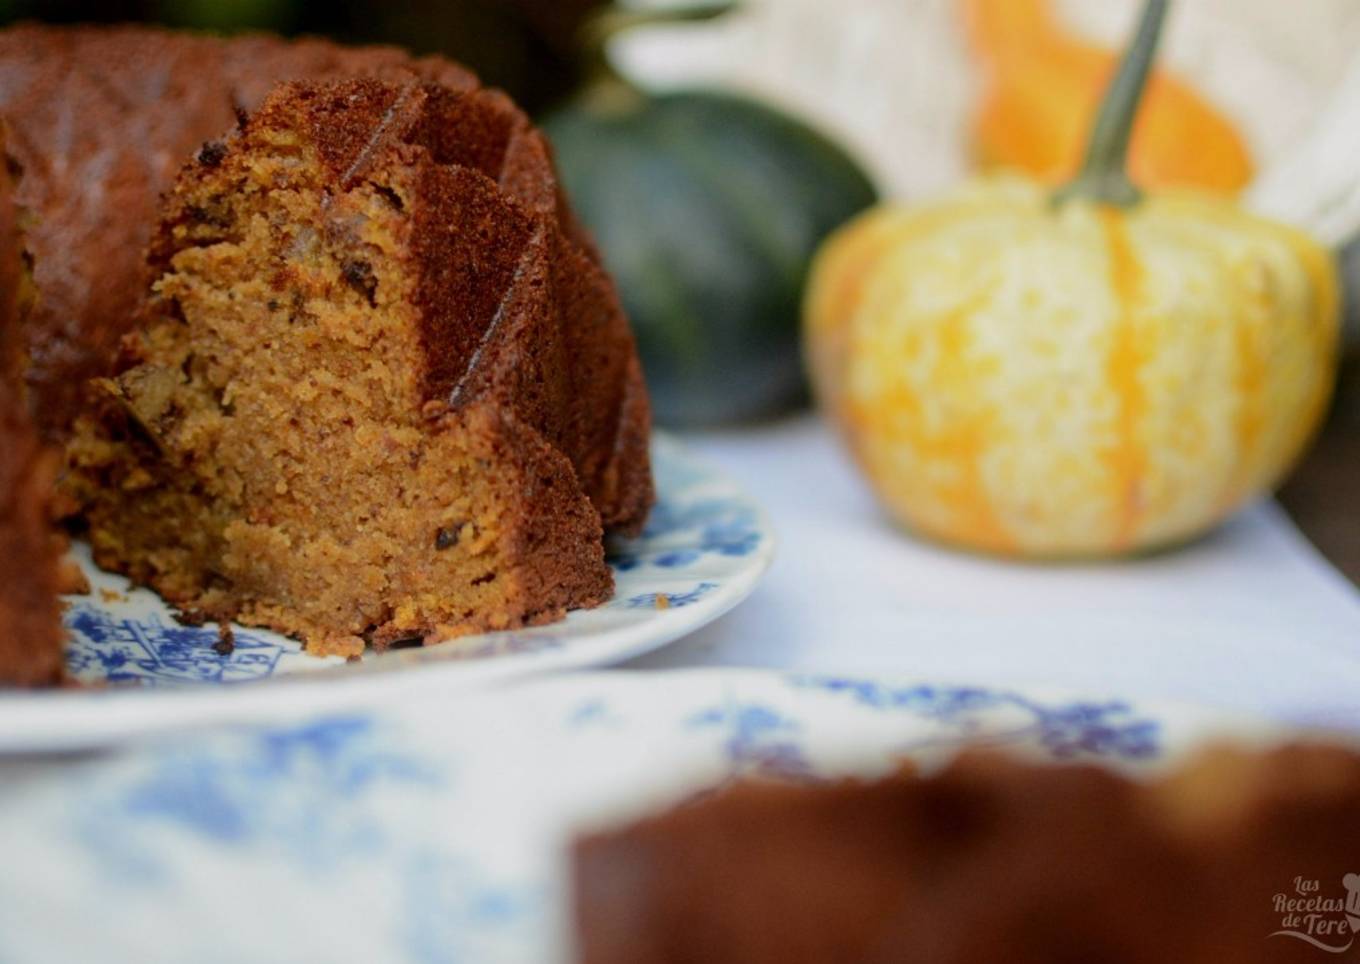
[0,434,774,752]
[0,669,1291,964]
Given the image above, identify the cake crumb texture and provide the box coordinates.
[66,77,652,652]
[0,23,478,440]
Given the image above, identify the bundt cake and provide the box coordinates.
[0,24,477,439]
[65,76,651,654]
[575,745,1360,963]
[0,25,651,665]
[0,126,64,687]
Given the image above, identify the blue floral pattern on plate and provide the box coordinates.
[64,606,288,686]
[52,434,774,690]
[0,669,1257,964]
[791,677,1161,760]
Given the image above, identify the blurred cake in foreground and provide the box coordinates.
[575,745,1360,963]
[65,77,651,655]
[0,126,63,686]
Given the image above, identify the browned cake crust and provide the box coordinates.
[575,745,1360,963]
[66,77,652,652]
[0,127,64,687]
[0,23,477,441]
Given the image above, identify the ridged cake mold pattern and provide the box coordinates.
[0,669,1278,963]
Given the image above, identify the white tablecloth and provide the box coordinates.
[629,417,1360,730]
[3,418,1358,964]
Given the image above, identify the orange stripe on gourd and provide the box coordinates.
[807,206,974,436]
[805,210,912,429]
[1275,227,1341,482]
[1098,209,1148,549]
[926,290,1012,552]
[1226,305,1266,510]
[849,277,1012,553]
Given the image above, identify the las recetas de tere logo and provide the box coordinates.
[1270,873,1360,953]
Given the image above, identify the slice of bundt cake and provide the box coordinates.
[0,23,477,439]
[0,129,64,686]
[66,78,651,655]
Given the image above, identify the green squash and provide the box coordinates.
[543,10,877,426]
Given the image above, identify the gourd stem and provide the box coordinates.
[577,2,737,113]
[1054,0,1168,208]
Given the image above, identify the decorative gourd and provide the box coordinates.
[805,0,1339,558]
[543,3,878,427]
[963,0,1253,194]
